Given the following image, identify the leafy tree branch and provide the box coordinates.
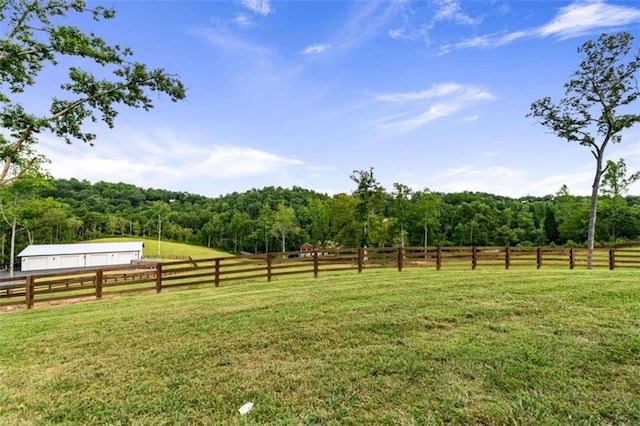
[0,0,185,186]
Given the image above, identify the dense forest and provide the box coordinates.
[2,170,640,266]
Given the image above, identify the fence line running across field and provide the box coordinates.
[2,246,638,309]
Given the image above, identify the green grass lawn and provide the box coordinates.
[89,236,231,259]
[1,268,639,425]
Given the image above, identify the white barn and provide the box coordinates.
[18,242,144,272]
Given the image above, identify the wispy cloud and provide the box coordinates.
[419,165,529,197]
[399,159,601,197]
[304,1,404,55]
[39,128,303,191]
[192,146,303,178]
[440,0,640,54]
[302,43,331,55]
[196,27,269,55]
[373,83,495,132]
[538,0,640,38]
[343,2,404,49]
[192,24,287,88]
[388,28,405,40]
[234,14,254,27]
[374,83,466,102]
[240,0,272,16]
[535,168,594,194]
[434,0,481,25]
[427,165,594,197]
[441,31,528,53]
[388,0,480,42]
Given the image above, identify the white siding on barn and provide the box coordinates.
[23,256,48,271]
[87,254,108,267]
[18,242,144,272]
[117,252,138,264]
[60,255,83,269]
[48,256,61,270]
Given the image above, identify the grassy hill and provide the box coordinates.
[89,236,231,259]
[1,268,639,424]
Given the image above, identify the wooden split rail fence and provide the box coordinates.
[1,246,638,309]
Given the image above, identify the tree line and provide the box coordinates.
[2,169,640,266]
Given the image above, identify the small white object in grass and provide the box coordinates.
[238,402,254,415]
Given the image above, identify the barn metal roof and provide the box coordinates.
[18,242,144,257]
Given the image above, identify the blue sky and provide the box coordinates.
[37,0,640,198]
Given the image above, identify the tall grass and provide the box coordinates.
[1,269,639,424]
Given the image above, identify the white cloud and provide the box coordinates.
[423,165,595,197]
[379,102,458,129]
[373,83,495,132]
[388,28,404,39]
[374,83,465,102]
[446,30,528,51]
[535,169,594,194]
[538,0,640,39]
[434,0,481,25]
[240,0,271,16]
[439,0,640,54]
[317,1,405,53]
[191,146,303,178]
[38,128,303,192]
[234,14,254,27]
[388,0,479,43]
[193,26,283,87]
[196,28,269,55]
[439,30,530,55]
[423,166,528,196]
[302,43,331,55]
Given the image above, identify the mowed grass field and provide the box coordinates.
[1,268,639,425]
[90,237,231,259]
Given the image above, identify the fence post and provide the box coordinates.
[25,275,34,309]
[471,246,477,270]
[436,246,442,271]
[569,248,575,270]
[397,247,404,272]
[609,248,615,270]
[313,249,319,279]
[214,258,220,287]
[155,263,163,293]
[536,247,542,269]
[358,248,364,273]
[95,269,103,300]
[266,253,272,282]
[505,246,510,270]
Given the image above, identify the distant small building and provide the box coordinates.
[300,242,314,253]
[18,242,144,272]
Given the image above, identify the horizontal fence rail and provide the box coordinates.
[2,246,638,309]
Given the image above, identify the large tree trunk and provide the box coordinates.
[281,232,286,254]
[587,162,604,269]
[424,221,428,260]
[424,219,428,248]
[9,212,16,277]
